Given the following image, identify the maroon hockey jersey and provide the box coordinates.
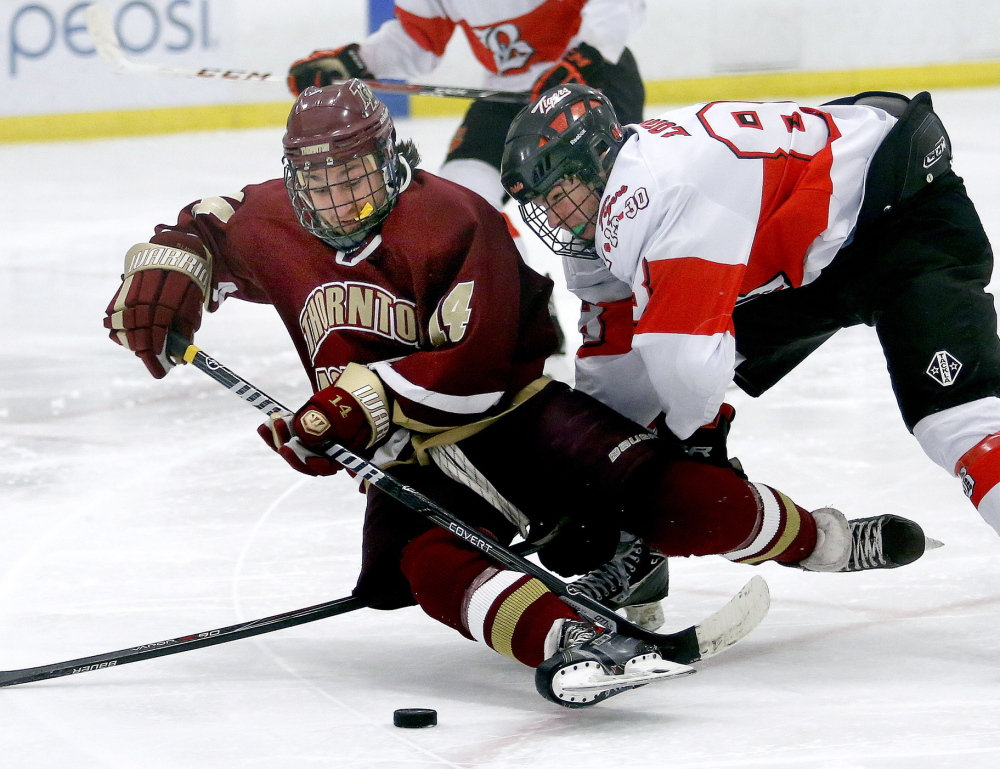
[151,170,558,430]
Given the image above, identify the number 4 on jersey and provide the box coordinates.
[429,281,475,345]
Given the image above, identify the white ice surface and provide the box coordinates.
[2,89,1000,768]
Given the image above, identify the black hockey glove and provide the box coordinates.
[531,514,619,578]
[287,44,374,96]
[530,42,608,103]
[662,403,747,478]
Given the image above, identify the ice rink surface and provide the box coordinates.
[3,87,1000,768]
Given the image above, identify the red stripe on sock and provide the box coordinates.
[956,433,1000,507]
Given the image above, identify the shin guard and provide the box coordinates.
[632,461,817,564]
[401,529,577,667]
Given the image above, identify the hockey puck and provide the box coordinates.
[393,708,437,728]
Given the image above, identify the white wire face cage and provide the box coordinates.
[284,147,399,251]
[517,177,603,260]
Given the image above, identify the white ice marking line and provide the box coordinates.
[230,479,466,768]
[230,476,310,599]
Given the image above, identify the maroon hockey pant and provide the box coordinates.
[351,383,816,666]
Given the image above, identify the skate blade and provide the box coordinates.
[924,536,944,551]
[557,656,695,695]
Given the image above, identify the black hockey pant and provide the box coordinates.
[733,171,1000,431]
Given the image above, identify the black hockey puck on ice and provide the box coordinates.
[393,708,437,728]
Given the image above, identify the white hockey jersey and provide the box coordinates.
[358,0,645,91]
[568,100,899,439]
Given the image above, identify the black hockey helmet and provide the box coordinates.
[500,84,626,258]
[283,80,408,250]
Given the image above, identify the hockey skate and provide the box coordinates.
[798,508,942,572]
[536,620,694,708]
[569,533,669,630]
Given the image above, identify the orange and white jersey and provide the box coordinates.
[360,0,645,91]
[579,101,898,439]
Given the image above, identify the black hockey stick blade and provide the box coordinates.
[85,3,528,103]
[168,335,770,664]
[0,596,367,688]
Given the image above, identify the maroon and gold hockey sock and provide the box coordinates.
[460,567,577,666]
[401,529,578,667]
[723,483,818,565]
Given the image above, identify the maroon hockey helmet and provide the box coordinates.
[501,84,626,258]
[283,80,406,250]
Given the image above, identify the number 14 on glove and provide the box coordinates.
[257,363,392,477]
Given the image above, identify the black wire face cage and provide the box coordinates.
[518,175,603,260]
[284,147,399,251]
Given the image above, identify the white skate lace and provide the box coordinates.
[849,518,887,570]
[571,544,642,602]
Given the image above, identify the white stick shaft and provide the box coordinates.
[84,3,529,103]
[86,4,284,84]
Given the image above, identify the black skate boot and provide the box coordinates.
[799,508,942,572]
[569,533,669,630]
[536,619,694,708]
[842,514,940,571]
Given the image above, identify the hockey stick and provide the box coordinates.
[0,596,367,688]
[0,345,767,689]
[84,4,530,104]
[168,335,770,664]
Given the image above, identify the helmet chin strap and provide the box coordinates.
[393,155,414,196]
[355,155,412,224]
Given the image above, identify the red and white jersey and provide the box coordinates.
[359,0,645,91]
[150,170,557,431]
[573,101,898,438]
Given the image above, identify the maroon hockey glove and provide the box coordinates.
[104,243,210,379]
[287,45,374,96]
[258,364,392,476]
[530,43,608,103]
[257,415,343,477]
